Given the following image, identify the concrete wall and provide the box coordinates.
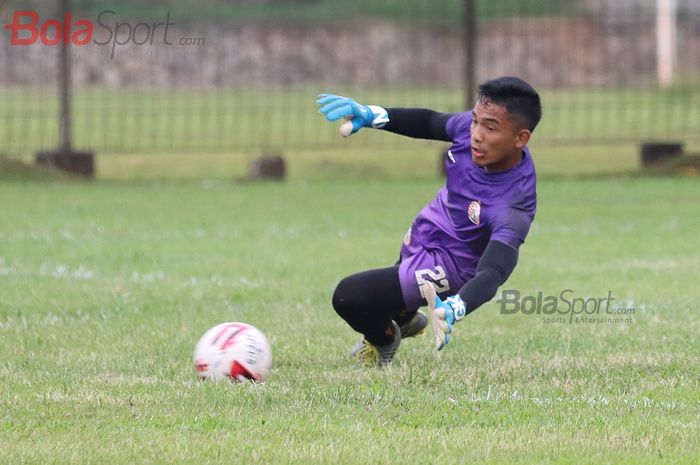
[1,18,698,88]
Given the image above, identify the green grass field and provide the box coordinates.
[2,86,699,156]
[16,0,582,25]
[1,152,699,463]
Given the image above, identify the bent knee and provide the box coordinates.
[332,276,355,315]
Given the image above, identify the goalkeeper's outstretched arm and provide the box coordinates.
[316,94,454,141]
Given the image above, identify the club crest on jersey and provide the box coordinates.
[467,200,481,225]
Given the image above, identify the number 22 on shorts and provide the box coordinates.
[415,266,450,298]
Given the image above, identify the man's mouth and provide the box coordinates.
[471,146,486,158]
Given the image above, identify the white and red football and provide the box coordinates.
[194,322,272,382]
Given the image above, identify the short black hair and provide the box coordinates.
[477,76,542,132]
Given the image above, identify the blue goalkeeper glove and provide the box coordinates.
[316,94,389,136]
[424,283,467,350]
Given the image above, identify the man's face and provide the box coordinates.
[470,99,530,172]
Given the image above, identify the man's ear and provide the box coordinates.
[515,129,531,149]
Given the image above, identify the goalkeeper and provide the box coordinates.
[318,76,541,367]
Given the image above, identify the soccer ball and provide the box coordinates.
[194,322,272,382]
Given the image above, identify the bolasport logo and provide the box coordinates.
[498,289,636,325]
[1,10,205,58]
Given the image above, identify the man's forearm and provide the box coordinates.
[383,108,453,141]
[457,240,519,314]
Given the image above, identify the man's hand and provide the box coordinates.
[316,94,389,137]
[423,282,467,350]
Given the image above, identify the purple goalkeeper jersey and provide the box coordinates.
[408,110,537,284]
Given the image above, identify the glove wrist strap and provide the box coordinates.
[446,295,467,321]
[367,105,389,129]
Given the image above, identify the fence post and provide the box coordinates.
[463,0,477,109]
[35,0,95,177]
[656,0,677,88]
[59,0,72,152]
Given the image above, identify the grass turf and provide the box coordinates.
[13,0,583,25]
[2,86,699,156]
[1,161,699,463]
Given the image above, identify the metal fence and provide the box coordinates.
[1,0,699,156]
